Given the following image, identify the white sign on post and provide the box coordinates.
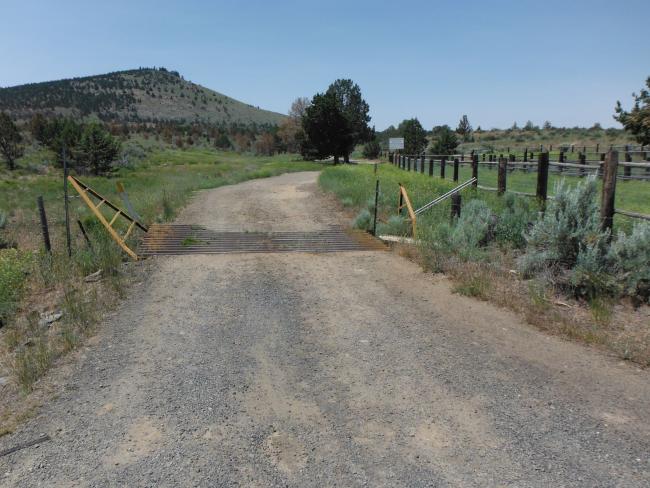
[389,137,404,151]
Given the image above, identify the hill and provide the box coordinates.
[0,67,285,126]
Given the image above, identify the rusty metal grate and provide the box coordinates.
[140,224,386,255]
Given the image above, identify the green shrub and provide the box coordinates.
[495,193,535,248]
[353,209,373,231]
[0,249,32,326]
[518,176,608,278]
[450,199,494,258]
[571,240,619,299]
[608,221,650,302]
[0,210,8,248]
[377,215,410,236]
[362,139,381,159]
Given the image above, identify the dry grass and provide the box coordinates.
[397,243,650,367]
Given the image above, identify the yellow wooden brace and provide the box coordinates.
[397,184,417,238]
[67,176,146,260]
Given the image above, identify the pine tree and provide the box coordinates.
[0,112,24,170]
[77,122,121,175]
[429,125,458,155]
[399,118,427,154]
[615,76,650,145]
[456,115,472,142]
[325,79,371,162]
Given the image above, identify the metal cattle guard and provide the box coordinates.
[67,175,148,260]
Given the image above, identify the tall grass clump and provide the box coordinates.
[0,249,33,326]
[607,221,650,303]
[495,193,535,248]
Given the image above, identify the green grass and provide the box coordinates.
[319,163,539,236]
[1,147,322,251]
[328,162,648,235]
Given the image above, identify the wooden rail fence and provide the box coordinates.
[388,151,650,222]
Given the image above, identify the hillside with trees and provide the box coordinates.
[0,67,286,126]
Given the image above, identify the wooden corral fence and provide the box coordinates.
[388,151,650,224]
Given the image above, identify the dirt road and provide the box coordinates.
[1,172,649,487]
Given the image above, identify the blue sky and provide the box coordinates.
[1,0,648,130]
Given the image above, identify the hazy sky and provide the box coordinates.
[1,0,648,130]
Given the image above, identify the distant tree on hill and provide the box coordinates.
[29,113,49,143]
[77,122,121,175]
[456,115,472,142]
[429,125,458,155]
[615,76,650,145]
[543,120,553,130]
[0,112,23,170]
[214,132,232,149]
[399,118,427,154]
[524,120,538,131]
[511,121,519,130]
[47,119,83,167]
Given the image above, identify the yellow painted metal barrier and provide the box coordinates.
[67,175,148,260]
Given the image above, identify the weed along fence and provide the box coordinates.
[388,151,650,224]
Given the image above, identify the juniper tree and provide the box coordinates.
[399,118,427,154]
[614,76,650,145]
[77,122,121,175]
[429,125,458,155]
[456,115,472,142]
[302,91,349,163]
[325,79,371,163]
[0,112,23,170]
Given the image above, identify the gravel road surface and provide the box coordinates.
[1,172,648,487]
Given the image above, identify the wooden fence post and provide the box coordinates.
[579,152,586,177]
[440,157,446,179]
[420,155,425,174]
[450,192,461,221]
[497,157,507,195]
[524,148,528,162]
[37,196,51,253]
[453,158,459,181]
[536,151,549,210]
[372,179,379,236]
[558,150,564,173]
[407,156,411,171]
[600,151,618,234]
[429,157,434,176]
[624,152,632,178]
[472,154,478,187]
